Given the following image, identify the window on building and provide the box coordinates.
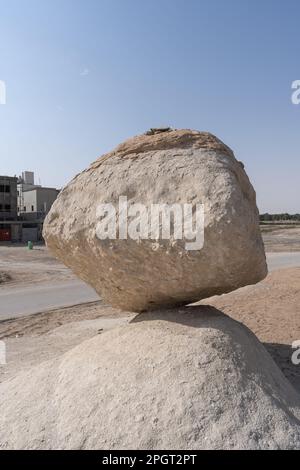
[31,205,34,212]
[5,204,11,211]
[5,186,10,193]
[0,185,4,192]
[23,206,26,212]
[0,204,3,211]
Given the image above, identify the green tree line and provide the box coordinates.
[260,213,300,221]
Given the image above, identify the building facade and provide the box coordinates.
[0,176,19,241]
[0,176,18,220]
[20,187,59,220]
[0,171,59,243]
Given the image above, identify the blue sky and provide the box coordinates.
[0,0,299,212]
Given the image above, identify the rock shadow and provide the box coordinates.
[264,342,300,394]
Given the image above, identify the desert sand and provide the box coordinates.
[0,243,75,287]
[261,225,300,252]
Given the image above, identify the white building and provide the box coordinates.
[18,171,59,220]
[16,171,59,242]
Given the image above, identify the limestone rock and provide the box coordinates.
[43,129,267,312]
[1,306,299,450]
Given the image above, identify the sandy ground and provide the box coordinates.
[1,227,300,393]
[0,243,75,287]
[261,225,300,252]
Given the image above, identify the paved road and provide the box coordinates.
[0,280,100,321]
[266,251,300,272]
[0,252,300,321]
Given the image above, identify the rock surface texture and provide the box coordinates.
[1,307,300,450]
[43,129,267,312]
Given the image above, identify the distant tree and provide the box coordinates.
[259,213,300,222]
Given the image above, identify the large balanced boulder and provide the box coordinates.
[43,129,267,311]
[1,306,300,450]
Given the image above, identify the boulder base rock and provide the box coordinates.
[43,129,267,312]
[1,306,300,450]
